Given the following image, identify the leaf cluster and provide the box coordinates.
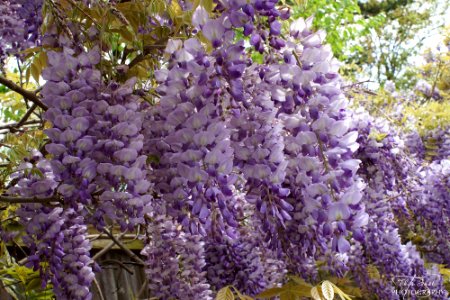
[215,276,359,300]
[0,244,54,299]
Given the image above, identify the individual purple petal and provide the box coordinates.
[113,148,138,162]
[59,129,81,143]
[203,20,225,47]
[337,235,350,253]
[45,143,67,156]
[328,202,351,221]
[70,117,90,132]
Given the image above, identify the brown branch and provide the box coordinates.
[342,80,374,89]
[128,42,168,69]
[92,232,126,261]
[121,47,132,65]
[382,189,422,202]
[15,104,39,129]
[5,178,20,190]
[0,195,61,204]
[136,280,148,299]
[66,0,99,27]
[93,277,106,300]
[0,75,47,110]
[0,120,41,131]
[292,50,302,68]
[101,259,134,274]
[103,228,145,265]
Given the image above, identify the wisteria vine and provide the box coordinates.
[1,0,449,299]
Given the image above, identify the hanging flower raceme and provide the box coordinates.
[414,159,450,266]
[229,63,292,251]
[0,0,43,64]
[191,6,367,277]
[205,227,287,296]
[144,37,241,238]
[41,46,152,231]
[87,77,152,231]
[7,151,96,300]
[202,193,286,296]
[141,215,213,300]
[349,108,448,299]
[242,17,367,278]
[41,48,102,209]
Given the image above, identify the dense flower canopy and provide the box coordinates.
[0,0,449,299]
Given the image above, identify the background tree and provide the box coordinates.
[291,0,449,87]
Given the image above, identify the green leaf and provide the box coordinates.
[279,291,299,300]
[321,281,334,300]
[255,287,284,298]
[25,67,31,86]
[146,154,160,165]
[331,282,354,300]
[116,28,135,43]
[230,286,253,300]
[288,275,313,288]
[251,52,263,64]
[216,286,235,300]
[367,264,381,280]
[30,168,44,178]
[26,277,42,291]
[200,0,214,12]
[30,62,40,83]
[286,285,311,298]
[310,286,322,300]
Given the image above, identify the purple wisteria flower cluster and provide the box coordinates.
[142,215,213,299]
[0,0,43,65]
[349,109,448,299]
[143,1,367,290]
[7,151,96,300]
[3,0,450,299]
[415,159,450,266]
[8,36,151,298]
[42,46,151,231]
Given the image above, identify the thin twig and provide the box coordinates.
[128,43,168,69]
[342,80,374,89]
[0,120,41,131]
[87,233,105,241]
[292,50,302,68]
[101,259,134,274]
[382,189,423,202]
[92,232,126,261]
[5,178,20,190]
[0,76,47,110]
[0,195,61,204]
[18,257,27,265]
[103,228,145,265]
[136,280,148,300]
[93,277,106,300]
[15,104,39,130]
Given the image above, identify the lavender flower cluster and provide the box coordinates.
[42,46,151,231]
[8,152,96,300]
[141,0,367,293]
[415,159,450,266]
[141,215,213,299]
[4,0,450,299]
[0,0,43,64]
[349,109,448,299]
